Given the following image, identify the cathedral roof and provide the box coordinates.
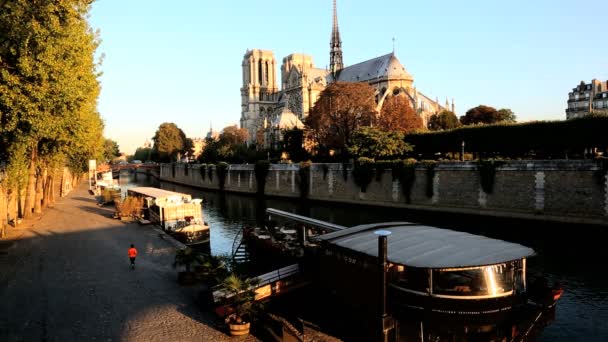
[272,107,304,130]
[333,53,413,83]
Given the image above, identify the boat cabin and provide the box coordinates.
[313,222,536,317]
[127,187,203,230]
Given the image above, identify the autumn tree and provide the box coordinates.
[306,82,376,156]
[428,110,461,131]
[377,96,423,134]
[459,105,513,126]
[152,123,188,162]
[219,125,249,146]
[348,127,412,159]
[281,128,309,162]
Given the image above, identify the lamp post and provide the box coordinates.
[460,140,465,161]
[375,229,393,342]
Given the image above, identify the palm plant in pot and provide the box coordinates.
[218,273,260,337]
[173,247,202,285]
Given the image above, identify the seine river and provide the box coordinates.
[125,173,607,341]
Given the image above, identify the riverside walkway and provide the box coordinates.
[0,184,257,342]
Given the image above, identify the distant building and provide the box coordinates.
[143,139,152,148]
[566,79,608,119]
[240,0,454,147]
[205,124,220,141]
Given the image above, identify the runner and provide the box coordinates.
[128,244,138,269]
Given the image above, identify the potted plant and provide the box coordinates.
[193,254,228,285]
[173,248,201,286]
[217,273,260,337]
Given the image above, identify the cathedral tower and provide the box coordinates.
[240,49,278,144]
[329,0,344,76]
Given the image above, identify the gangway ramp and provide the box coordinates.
[266,208,346,232]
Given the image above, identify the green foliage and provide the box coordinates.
[217,162,229,190]
[103,139,120,161]
[254,160,271,195]
[298,161,312,199]
[152,123,189,162]
[405,115,608,159]
[173,247,202,273]
[460,105,515,125]
[478,159,505,194]
[0,0,105,210]
[391,159,417,203]
[218,273,261,323]
[133,147,155,163]
[352,157,375,192]
[347,127,412,159]
[428,110,461,131]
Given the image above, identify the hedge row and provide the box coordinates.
[405,115,608,156]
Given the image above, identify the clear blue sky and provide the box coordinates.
[89,0,608,154]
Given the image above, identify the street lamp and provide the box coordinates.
[374,229,393,342]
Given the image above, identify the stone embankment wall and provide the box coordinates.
[160,161,608,224]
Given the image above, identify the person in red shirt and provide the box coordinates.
[128,244,138,269]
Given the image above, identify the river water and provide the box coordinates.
[125,173,608,341]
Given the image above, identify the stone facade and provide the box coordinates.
[239,1,454,146]
[161,161,608,224]
[566,79,608,119]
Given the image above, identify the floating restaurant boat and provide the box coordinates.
[127,187,209,245]
[243,209,562,339]
[313,222,562,318]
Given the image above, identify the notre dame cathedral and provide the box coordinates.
[239,0,454,147]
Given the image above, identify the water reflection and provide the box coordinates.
[123,177,607,341]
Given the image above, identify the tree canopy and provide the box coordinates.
[377,96,423,134]
[103,139,120,161]
[0,0,105,218]
[460,105,517,125]
[152,123,188,162]
[305,82,376,156]
[428,110,461,131]
[347,127,412,159]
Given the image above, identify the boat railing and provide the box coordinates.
[265,209,346,232]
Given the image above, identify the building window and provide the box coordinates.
[585,93,590,99]
[575,94,580,100]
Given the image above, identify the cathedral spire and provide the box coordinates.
[330,0,344,77]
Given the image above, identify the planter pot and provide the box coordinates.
[229,322,250,336]
[177,271,196,286]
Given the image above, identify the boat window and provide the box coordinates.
[432,264,514,297]
[390,265,428,292]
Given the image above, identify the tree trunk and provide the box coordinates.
[42,172,52,209]
[22,147,38,219]
[34,168,44,214]
[0,185,6,238]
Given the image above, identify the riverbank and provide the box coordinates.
[0,183,259,342]
[160,161,608,227]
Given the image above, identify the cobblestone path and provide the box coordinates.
[0,185,258,342]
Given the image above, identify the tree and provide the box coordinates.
[133,147,155,162]
[0,0,103,218]
[428,110,461,131]
[103,139,120,161]
[305,82,376,156]
[220,125,249,146]
[152,123,188,162]
[460,105,517,125]
[281,128,308,162]
[347,127,412,159]
[497,108,517,123]
[377,96,423,134]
